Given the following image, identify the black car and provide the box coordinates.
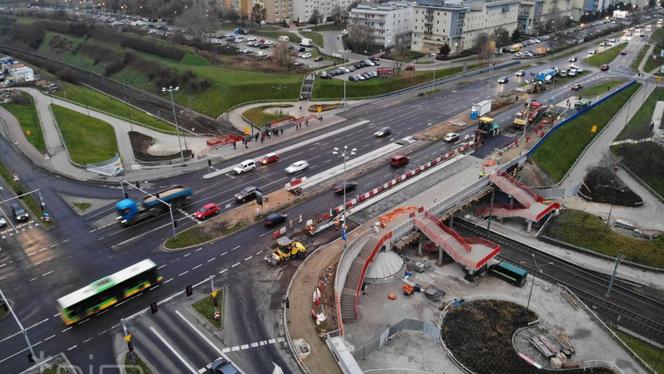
[11,203,29,222]
[235,186,258,203]
[333,181,358,194]
[349,75,357,81]
[264,213,288,226]
[374,126,391,137]
[208,358,240,374]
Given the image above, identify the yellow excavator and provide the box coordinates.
[265,237,307,265]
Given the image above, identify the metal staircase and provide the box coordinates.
[340,236,379,323]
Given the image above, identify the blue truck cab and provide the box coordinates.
[116,186,193,225]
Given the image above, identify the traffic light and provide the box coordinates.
[186,285,193,297]
[27,352,35,363]
[173,220,178,228]
[136,181,140,189]
[127,340,134,352]
[40,203,45,212]
[150,302,158,314]
[207,159,212,167]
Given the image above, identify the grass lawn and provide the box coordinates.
[617,87,664,141]
[313,66,464,99]
[243,104,294,126]
[643,54,664,74]
[73,202,92,211]
[584,43,627,67]
[301,31,324,48]
[192,293,223,329]
[577,79,627,98]
[615,331,664,373]
[165,228,214,249]
[54,82,177,134]
[544,209,664,268]
[531,83,639,182]
[0,159,50,226]
[631,44,650,71]
[1,93,46,152]
[51,105,118,165]
[124,352,153,374]
[612,142,664,199]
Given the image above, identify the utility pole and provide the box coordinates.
[606,254,625,298]
[332,145,357,248]
[0,288,37,364]
[486,186,495,233]
[162,86,185,163]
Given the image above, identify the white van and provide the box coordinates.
[234,159,256,175]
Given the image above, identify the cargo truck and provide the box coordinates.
[116,185,193,225]
[509,44,522,53]
[535,68,557,82]
[300,38,312,47]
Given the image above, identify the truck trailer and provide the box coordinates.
[116,185,193,225]
[535,68,557,82]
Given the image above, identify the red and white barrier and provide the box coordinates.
[272,226,288,239]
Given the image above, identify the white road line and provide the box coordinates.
[67,345,77,351]
[49,243,57,248]
[42,270,54,277]
[150,327,198,374]
[231,245,240,251]
[62,327,72,333]
[277,337,285,343]
[255,250,262,256]
[62,239,70,243]
[184,253,191,258]
[158,265,167,270]
[259,340,267,346]
[219,268,228,274]
[244,256,253,261]
[44,334,56,342]
[175,310,228,360]
[231,262,240,268]
[38,247,47,253]
[29,277,37,282]
[206,258,216,263]
[83,337,92,344]
[164,278,174,284]
[240,344,249,350]
[178,271,189,277]
[268,338,276,344]
[231,346,240,352]
[222,347,231,353]
[194,247,202,252]
[192,264,202,270]
[219,251,229,257]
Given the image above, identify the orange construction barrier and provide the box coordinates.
[378,206,417,226]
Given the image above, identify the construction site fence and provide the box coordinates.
[558,285,653,374]
[351,318,441,362]
[527,79,637,156]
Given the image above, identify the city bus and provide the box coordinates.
[490,261,528,287]
[56,259,163,325]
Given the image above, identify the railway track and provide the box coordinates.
[0,44,241,136]
[454,218,664,345]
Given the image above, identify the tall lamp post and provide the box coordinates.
[525,254,555,321]
[0,287,37,364]
[332,145,357,246]
[161,86,186,163]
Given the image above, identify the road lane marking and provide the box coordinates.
[184,253,191,258]
[67,345,77,351]
[29,277,37,282]
[150,327,198,374]
[231,245,240,251]
[164,278,174,284]
[62,327,72,333]
[231,262,240,268]
[194,247,202,252]
[44,334,56,342]
[175,310,228,359]
[219,268,228,274]
[178,271,189,277]
[206,258,215,263]
[259,231,270,238]
[42,270,54,277]
[240,344,249,350]
[250,342,259,348]
[244,256,253,261]
[255,250,262,256]
[83,337,92,344]
[192,264,202,270]
[220,251,229,256]
[62,239,70,243]
[158,265,167,270]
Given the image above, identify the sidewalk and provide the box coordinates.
[637,43,655,75]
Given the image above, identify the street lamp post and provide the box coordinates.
[161,86,186,163]
[0,287,37,364]
[525,254,555,322]
[120,181,178,238]
[332,145,357,247]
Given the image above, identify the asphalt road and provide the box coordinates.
[0,32,646,372]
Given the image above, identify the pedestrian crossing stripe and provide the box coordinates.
[197,337,286,373]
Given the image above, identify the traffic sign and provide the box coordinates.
[591,124,598,133]
[124,334,132,343]
[317,106,322,113]
[243,127,251,135]
[211,290,219,299]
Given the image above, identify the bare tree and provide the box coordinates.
[493,27,510,47]
[175,0,216,41]
[439,43,451,57]
[347,23,374,53]
[330,5,346,26]
[250,3,266,27]
[390,44,409,72]
[473,33,496,62]
[272,41,294,68]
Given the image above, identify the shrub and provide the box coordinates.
[105,52,136,76]
[78,42,117,65]
[119,36,186,60]
[9,23,45,49]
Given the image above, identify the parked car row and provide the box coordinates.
[320,58,380,79]
[349,71,378,81]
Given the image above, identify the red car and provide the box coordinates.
[194,203,219,220]
[260,152,280,165]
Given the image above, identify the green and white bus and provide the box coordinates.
[57,259,163,325]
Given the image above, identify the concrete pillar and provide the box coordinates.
[417,233,424,257]
[438,246,444,266]
[527,220,533,233]
[448,215,454,228]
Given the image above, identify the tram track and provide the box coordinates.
[454,218,664,344]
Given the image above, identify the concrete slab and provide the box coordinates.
[345,247,644,374]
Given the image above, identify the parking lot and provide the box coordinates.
[319,57,394,82]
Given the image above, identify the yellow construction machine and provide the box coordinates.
[265,237,307,265]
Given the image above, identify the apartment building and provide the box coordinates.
[263,0,293,23]
[348,2,415,47]
[518,0,574,34]
[292,0,356,24]
[410,0,467,54]
[462,0,520,49]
